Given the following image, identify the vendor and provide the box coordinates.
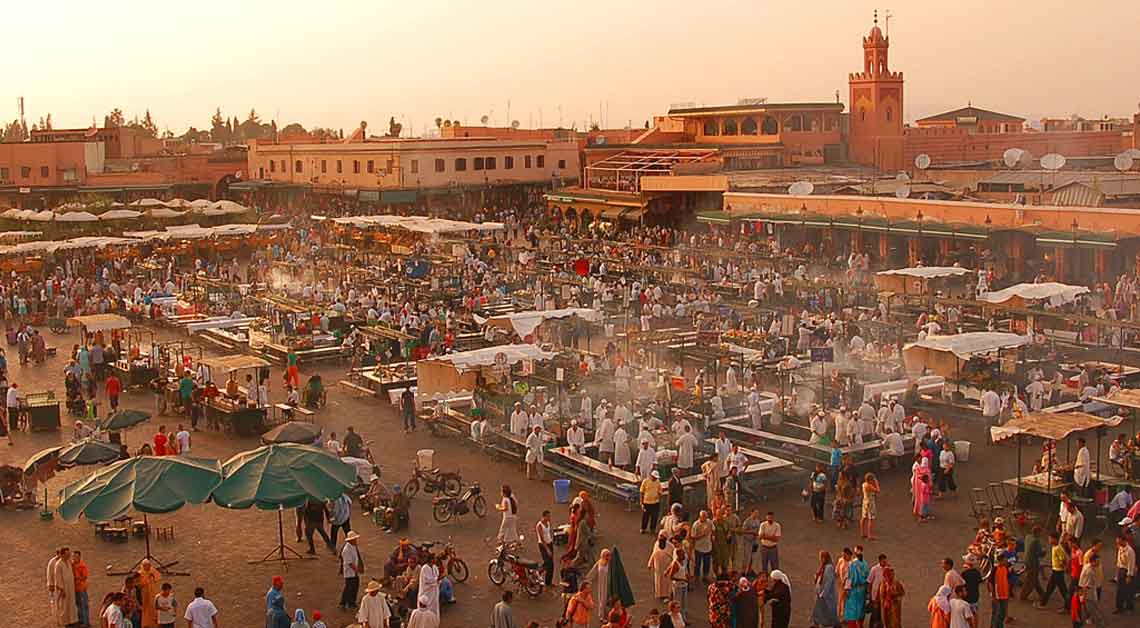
[383,538,420,583]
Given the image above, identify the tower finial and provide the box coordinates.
[873,9,878,25]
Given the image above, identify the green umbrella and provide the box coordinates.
[607,546,636,609]
[100,409,151,431]
[23,446,62,474]
[57,455,222,522]
[212,443,356,565]
[57,456,222,575]
[212,443,356,510]
[260,421,323,445]
[58,438,121,467]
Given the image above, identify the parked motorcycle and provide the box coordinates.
[416,538,470,583]
[487,539,544,597]
[431,482,486,523]
[404,465,462,498]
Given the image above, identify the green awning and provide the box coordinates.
[381,190,418,203]
[1035,231,1117,249]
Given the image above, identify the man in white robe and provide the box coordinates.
[635,441,657,478]
[357,581,392,628]
[566,420,585,451]
[407,597,440,628]
[725,366,739,394]
[509,403,528,436]
[579,394,593,429]
[417,559,441,616]
[612,425,631,468]
[52,547,78,627]
[676,425,697,474]
[525,426,545,479]
[714,432,733,473]
[595,414,616,461]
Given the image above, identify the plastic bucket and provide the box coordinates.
[954,440,971,463]
[417,449,435,469]
[553,479,571,504]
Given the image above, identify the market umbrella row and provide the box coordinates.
[54,444,357,573]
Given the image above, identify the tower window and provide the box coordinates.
[860,109,866,122]
[761,116,778,135]
[886,109,892,122]
[722,119,738,135]
[741,118,758,135]
[703,120,719,136]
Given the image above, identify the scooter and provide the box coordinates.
[431,482,486,523]
[487,538,544,597]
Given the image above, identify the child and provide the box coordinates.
[310,611,326,628]
[1070,588,1088,628]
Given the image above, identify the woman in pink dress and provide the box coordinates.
[912,470,932,523]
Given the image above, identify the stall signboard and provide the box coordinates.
[810,347,834,363]
[556,367,565,382]
[493,351,509,375]
[521,359,535,376]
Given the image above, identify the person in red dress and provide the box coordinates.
[153,425,169,456]
[105,373,122,412]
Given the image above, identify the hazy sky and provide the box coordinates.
[5,0,1139,135]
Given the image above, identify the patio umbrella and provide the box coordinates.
[23,446,62,474]
[212,443,356,564]
[148,207,186,219]
[129,198,167,208]
[100,409,152,431]
[58,438,121,467]
[28,210,56,222]
[57,456,222,574]
[260,421,322,445]
[607,547,636,609]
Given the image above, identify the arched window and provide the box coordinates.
[860,109,866,122]
[703,120,719,136]
[787,115,803,132]
[761,116,778,135]
[722,119,738,135]
[886,108,892,122]
[741,118,758,135]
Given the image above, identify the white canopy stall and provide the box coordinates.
[902,332,1031,379]
[415,344,557,398]
[979,282,1090,308]
[874,266,975,297]
[474,307,602,340]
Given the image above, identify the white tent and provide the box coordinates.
[129,198,168,208]
[876,266,973,280]
[902,332,1031,377]
[474,307,602,339]
[208,200,249,214]
[425,344,557,372]
[189,199,212,208]
[28,211,56,222]
[1,208,24,219]
[164,198,194,208]
[55,211,100,223]
[55,202,87,212]
[148,207,187,219]
[979,282,1090,307]
[99,209,144,220]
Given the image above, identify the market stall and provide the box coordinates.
[67,313,132,347]
[978,282,1090,308]
[415,344,558,404]
[199,355,272,436]
[474,307,602,343]
[112,328,161,387]
[902,332,1031,391]
[874,266,975,298]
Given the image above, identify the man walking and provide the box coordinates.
[184,587,219,628]
[536,510,555,587]
[303,498,334,555]
[72,549,90,628]
[328,493,352,548]
[1115,534,1136,614]
[401,387,416,433]
[106,371,122,412]
[1039,532,1070,611]
[339,531,364,610]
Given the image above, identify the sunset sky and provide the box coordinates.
[5,0,1139,135]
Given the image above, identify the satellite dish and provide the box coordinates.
[1041,153,1066,171]
[914,154,931,170]
[1002,148,1024,168]
[1115,153,1135,172]
[480,115,490,125]
[896,172,911,183]
[788,181,814,196]
[1126,148,1140,160]
[1017,150,1034,168]
[511,120,520,129]
[895,185,912,199]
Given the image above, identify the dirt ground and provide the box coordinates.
[0,324,1133,628]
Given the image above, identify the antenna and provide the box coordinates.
[885,9,893,38]
[788,181,814,196]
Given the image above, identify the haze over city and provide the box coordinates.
[5,0,1140,134]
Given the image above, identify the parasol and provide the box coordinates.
[260,421,323,445]
[212,443,356,564]
[99,409,152,431]
[23,446,62,474]
[58,438,121,467]
[54,211,100,223]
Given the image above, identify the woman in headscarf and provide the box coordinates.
[912,467,932,523]
[926,585,951,628]
[585,549,614,623]
[811,551,840,628]
[266,596,290,628]
[706,576,733,628]
[290,608,311,628]
[766,570,792,628]
[648,533,674,601]
[877,567,905,628]
[734,576,761,628]
[137,559,162,627]
[842,550,869,628]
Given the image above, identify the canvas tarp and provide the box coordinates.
[68,314,132,332]
[990,411,1124,443]
[979,282,1090,307]
[902,332,1030,377]
[200,354,270,374]
[474,307,602,339]
[416,344,557,398]
[874,266,974,296]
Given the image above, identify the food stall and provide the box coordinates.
[902,332,1031,396]
[474,307,603,344]
[20,391,60,431]
[112,328,161,387]
[199,355,272,436]
[67,313,132,348]
[874,266,975,298]
[416,344,558,418]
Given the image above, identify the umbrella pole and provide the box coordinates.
[250,505,312,566]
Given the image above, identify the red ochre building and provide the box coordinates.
[1,126,247,209]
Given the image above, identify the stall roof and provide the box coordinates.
[67,314,132,332]
[905,332,1030,359]
[422,344,558,372]
[979,282,1090,306]
[990,411,1124,443]
[473,307,603,338]
[201,354,271,374]
[876,266,973,280]
[331,214,504,234]
[1092,388,1140,410]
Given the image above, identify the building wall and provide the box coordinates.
[723,191,1140,235]
[902,127,1128,167]
[0,141,98,186]
[247,139,580,190]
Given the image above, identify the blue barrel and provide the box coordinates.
[553,479,571,504]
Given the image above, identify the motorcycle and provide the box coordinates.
[487,538,544,597]
[431,482,486,523]
[416,538,470,583]
[404,465,462,498]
